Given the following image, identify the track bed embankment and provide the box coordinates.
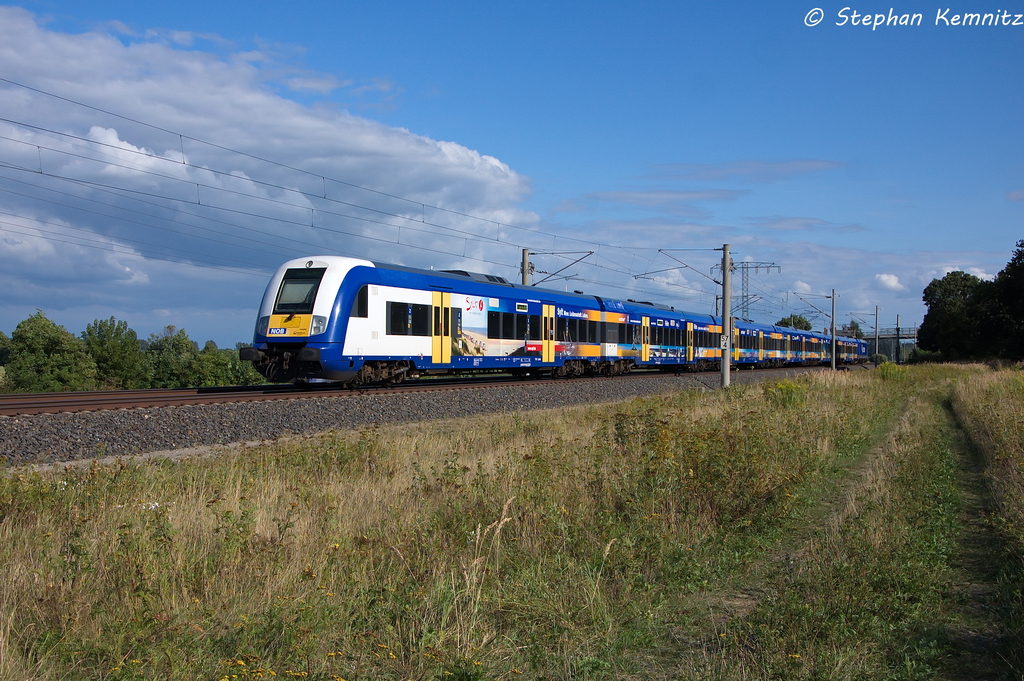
[1,367,824,464]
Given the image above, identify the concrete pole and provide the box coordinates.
[874,305,879,366]
[896,314,901,365]
[830,288,837,371]
[721,244,731,388]
[521,248,530,286]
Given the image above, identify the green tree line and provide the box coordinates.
[918,239,1024,361]
[0,312,263,393]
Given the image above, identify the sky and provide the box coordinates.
[0,1,1021,346]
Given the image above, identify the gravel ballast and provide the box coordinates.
[0,368,825,465]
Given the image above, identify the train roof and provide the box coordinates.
[282,256,862,342]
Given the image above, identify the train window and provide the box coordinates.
[487,311,500,339]
[567,318,579,341]
[385,302,430,336]
[557,318,568,341]
[515,314,528,340]
[350,285,368,318]
[529,315,541,341]
[411,304,430,336]
[501,312,516,340]
[387,302,409,335]
[273,267,326,315]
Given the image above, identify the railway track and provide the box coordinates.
[0,366,833,417]
[0,377,505,416]
[0,366,842,464]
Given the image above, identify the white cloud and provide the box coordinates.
[748,216,829,231]
[965,267,995,280]
[550,199,586,214]
[283,74,348,94]
[0,7,538,344]
[585,189,746,219]
[925,265,997,283]
[793,280,812,294]
[589,190,745,205]
[874,273,905,290]
[745,215,866,232]
[1007,189,1024,202]
[647,160,843,183]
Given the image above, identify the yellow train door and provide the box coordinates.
[542,304,555,363]
[641,316,651,362]
[431,291,452,364]
[686,322,694,362]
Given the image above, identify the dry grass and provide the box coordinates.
[0,367,971,680]
[951,369,1024,546]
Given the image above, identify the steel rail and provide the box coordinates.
[0,374,618,416]
[0,366,830,417]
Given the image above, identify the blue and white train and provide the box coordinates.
[239,256,868,385]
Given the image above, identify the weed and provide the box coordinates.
[2,366,1020,678]
[877,361,909,381]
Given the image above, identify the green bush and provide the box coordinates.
[876,361,908,381]
[762,378,807,407]
[81,317,151,389]
[4,311,97,393]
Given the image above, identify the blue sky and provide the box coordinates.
[0,1,1021,345]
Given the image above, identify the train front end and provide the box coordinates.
[240,256,373,383]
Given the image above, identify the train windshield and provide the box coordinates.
[273,267,326,315]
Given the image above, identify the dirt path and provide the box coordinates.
[660,387,1024,679]
[939,402,1024,680]
[657,403,914,675]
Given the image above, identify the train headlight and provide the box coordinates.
[256,316,270,336]
[311,315,328,335]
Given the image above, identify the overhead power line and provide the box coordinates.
[0,77,800,315]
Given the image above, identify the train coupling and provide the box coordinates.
[239,347,321,362]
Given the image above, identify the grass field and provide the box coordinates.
[0,365,1021,679]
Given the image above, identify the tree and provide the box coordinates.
[918,270,983,360]
[3,311,97,393]
[839,320,864,339]
[145,326,202,388]
[196,345,264,386]
[0,330,10,365]
[986,239,1024,359]
[0,331,9,390]
[775,314,812,331]
[81,317,150,389]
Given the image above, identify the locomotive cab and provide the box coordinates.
[241,256,373,383]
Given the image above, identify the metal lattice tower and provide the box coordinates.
[734,262,779,321]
